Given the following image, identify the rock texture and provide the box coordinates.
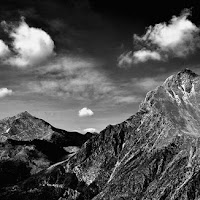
[1,69,200,200]
[0,112,93,188]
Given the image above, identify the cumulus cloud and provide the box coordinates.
[83,128,97,133]
[0,88,13,98]
[0,40,10,58]
[2,18,54,67]
[142,11,198,53]
[79,107,94,117]
[118,9,200,67]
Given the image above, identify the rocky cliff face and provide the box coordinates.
[94,69,200,200]
[1,69,200,200]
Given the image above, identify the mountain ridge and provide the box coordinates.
[1,68,200,199]
[0,110,93,145]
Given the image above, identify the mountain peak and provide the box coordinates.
[176,68,199,89]
[17,111,32,118]
[162,68,199,94]
[139,68,200,126]
[178,68,198,77]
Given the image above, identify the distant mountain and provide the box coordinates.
[1,69,200,200]
[0,111,93,146]
[0,112,93,188]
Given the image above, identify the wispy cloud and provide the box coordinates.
[26,54,165,106]
[114,75,167,102]
[133,50,161,63]
[118,50,161,67]
[118,51,133,68]
[132,77,163,91]
[118,9,200,67]
[27,56,117,101]
[0,88,13,98]
[1,17,55,67]
[79,107,94,117]
[112,95,142,104]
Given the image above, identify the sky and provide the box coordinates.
[0,0,200,133]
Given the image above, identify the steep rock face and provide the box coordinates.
[93,69,200,200]
[0,112,93,188]
[1,69,200,200]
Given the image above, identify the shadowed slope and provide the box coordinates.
[0,112,93,189]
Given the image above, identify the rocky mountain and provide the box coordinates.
[1,68,200,200]
[0,111,93,146]
[0,112,93,188]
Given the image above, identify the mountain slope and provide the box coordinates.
[94,68,200,199]
[0,111,93,146]
[0,112,93,188]
[1,69,200,200]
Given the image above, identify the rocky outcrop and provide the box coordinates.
[1,69,200,200]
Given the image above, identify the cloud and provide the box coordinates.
[132,77,163,91]
[26,55,149,105]
[141,10,198,55]
[118,51,133,68]
[79,107,94,117]
[0,88,13,98]
[39,56,94,74]
[112,95,142,104]
[28,56,116,101]
[83,128,97,133]
[118,50,161,67]
[133,50,161,63]
[2,18,55,67]
[118,9,200,67]
[0,40,10,58]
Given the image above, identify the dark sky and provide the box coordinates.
[1,0,199,51]
[0,0,198,52]
[0,0,200,133]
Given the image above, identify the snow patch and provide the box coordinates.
[181,84,195,105]
[108,161,121,183]
[5,127,10,133]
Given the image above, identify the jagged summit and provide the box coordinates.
[163,68,199,93]
[16,111,33,118]
[178,68,198,78]
[140,69,200,112]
